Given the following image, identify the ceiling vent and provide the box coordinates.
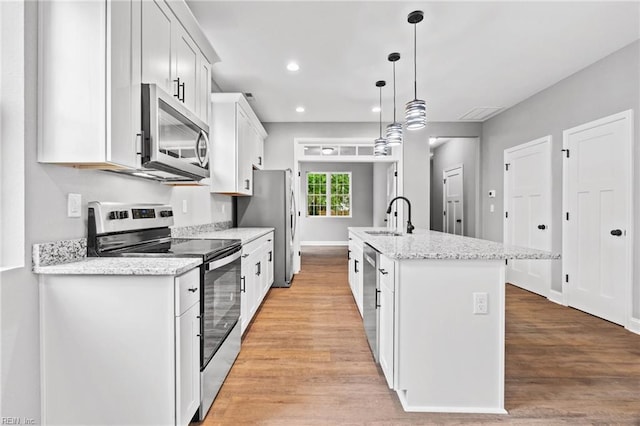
[244,92,254,101]
[459,107,503,121]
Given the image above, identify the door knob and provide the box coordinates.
[610,229,623,236]
[538,224,546,230]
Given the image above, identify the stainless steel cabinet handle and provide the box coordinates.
[538,224,547,230]
[375,289,381,308]
[173,78,181,98]
[245,179,250,190]
[241,276,246,292]
[611,229,623,236]
[242,254,250,258]
[379,268,388,275]
[258,156,262,166]
[268,251,272,262]
[354,259,359,273]
[256,262,261,276]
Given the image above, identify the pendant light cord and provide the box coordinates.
[379,87,383,137]
[393,61,397,122]
[413,23,417,100]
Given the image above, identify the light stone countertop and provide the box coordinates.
[180,227,274,244]
[349,227,560,261]
[33,257,202,276]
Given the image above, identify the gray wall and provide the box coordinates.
[0,5,232,421]
[481,40,640,312]
[299,162,373,242]
[430,138,480,237]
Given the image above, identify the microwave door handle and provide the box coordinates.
[195,130,210,168]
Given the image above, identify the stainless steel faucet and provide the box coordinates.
[386,196,415,234]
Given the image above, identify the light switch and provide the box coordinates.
[490,204,495,213]
[488,190,496,198]
[182,199,188,214]
[67,193,82,218]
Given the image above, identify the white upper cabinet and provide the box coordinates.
[143,0,213,123]
[210,94,267,195]
[38,0,141,169]
[39,0,217,170]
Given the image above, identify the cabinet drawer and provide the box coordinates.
[175,268,200,316]
[242,232,272,257]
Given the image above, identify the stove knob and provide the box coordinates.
[118,210,129,219]
[108,211,117,220]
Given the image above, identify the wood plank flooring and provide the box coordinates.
[200,246,640,425]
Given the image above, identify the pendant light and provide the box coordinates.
[405,10,426,130]
[385,52,403,146]
[374,80,389,156]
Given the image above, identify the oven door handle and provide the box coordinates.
[205,249,241,271]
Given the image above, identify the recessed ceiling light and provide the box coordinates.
[372,106,381,113]
[296,106,305,113]
[287,62,300,72]
[322,147,335,154]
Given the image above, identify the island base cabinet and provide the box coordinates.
[40,270,200,426]
[393,259,507,414]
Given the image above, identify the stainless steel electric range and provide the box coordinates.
[87,201,241,421]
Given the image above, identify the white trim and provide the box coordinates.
[397,392,508,414]
[562,109,634,326]
[627,318,640,335]
[547,289,565,306]
[301,241,348,246]
[305,171,353,218]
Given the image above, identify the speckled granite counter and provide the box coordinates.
[181,227,274,244]
[349,227,559,260]
[33,257,201,276]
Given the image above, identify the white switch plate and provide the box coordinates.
[473,292,488,314]
[182,199,188,214]
[67,193,82,218]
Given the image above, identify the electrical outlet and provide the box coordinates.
[473,292,488,314]
[182,199,188,214]
[67,193,82,218]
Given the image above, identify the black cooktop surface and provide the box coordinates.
[119,238,241,262]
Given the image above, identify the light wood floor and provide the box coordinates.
[201,246,640,425]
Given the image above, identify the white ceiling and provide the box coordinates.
[187,1,640,123]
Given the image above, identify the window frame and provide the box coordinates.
[305,171,353,218]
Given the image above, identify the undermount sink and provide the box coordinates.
[365,230,403,236]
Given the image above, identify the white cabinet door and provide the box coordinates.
[240,250,253,334]
[176,302,200,426]
[173,23,199,113]
[378,256,395,389]
[236,105,253,195]
[351,243,364,317]
[142,0,173,94]
[265,236,274,290]
[197,56,211,123]
[249,123,264,169]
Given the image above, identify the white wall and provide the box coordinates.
[481,40,640,315]
[430,138,480,237]
[0,5,232,421]
[299,162,373,243]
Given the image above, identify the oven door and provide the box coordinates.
[202,247,241,369]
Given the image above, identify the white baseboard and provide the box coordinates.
[627,317,640,335]
[301,241,348,246]
[548,289,565,305]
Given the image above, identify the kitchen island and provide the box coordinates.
[348,227,559,414]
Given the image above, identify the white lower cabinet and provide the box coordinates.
[348,233,364,316]
[378,254,395,388]
[39,268,201,426]
[240,231,275,334]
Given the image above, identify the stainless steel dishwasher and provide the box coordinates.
[363,243,379,362]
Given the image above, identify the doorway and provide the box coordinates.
[430,137,480,237]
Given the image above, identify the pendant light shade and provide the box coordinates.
[405,10,426,130]
[385,52,403,146]
[374,80,389,156]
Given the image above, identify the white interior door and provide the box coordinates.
[443,166,463,235]
[504,136,552,297]
[563,110,633,326]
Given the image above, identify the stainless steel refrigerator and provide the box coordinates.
[236,169,296,287]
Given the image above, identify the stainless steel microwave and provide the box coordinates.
[141,84,210,181]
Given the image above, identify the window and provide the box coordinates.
[306,172,351,217]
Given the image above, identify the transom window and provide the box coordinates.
[306,172,352,217]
